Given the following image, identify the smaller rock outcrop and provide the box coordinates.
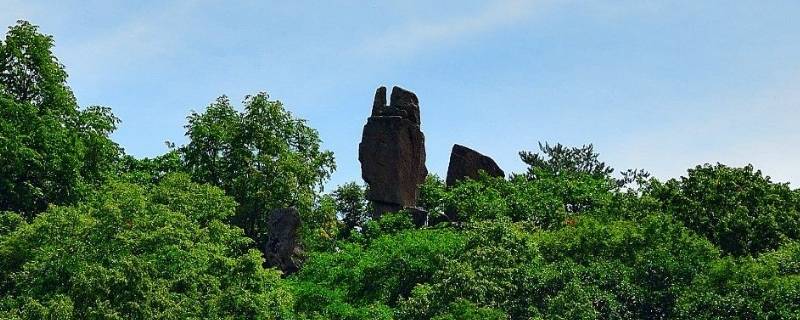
[263,208,304,275]
[446,144,505,186]
[440,145,505,223]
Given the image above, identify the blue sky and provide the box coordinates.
[3,0,800,188]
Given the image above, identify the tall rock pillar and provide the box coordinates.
[358,86,428,218]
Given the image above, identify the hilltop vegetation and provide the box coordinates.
[1,21,799,319]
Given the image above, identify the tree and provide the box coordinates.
[180,94,335,246]
[116,149,185,185]
[675,242,800,319]
[514,143,626,216]
[0,21,120,217]
[291,228,466,319]
[445,172,617,226]
[418,174,447,220]
[332,182,369,234]
[650,163,800,256]
[0,174,293,319]
[519,142,613,180]
[397,215,719,320]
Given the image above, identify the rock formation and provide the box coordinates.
[359,86,427,218]
[263,207,304,275]
[446,144,505,187]
[406,206,429,227]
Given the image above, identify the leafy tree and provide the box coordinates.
[418,174,447,221]
[116,149,185,185]
[397,220,538,319]
[532,215,720,319]
[0,21,120,217]
[332,182,369,234]
[520,142,613,179]
[0,174,293,319]
[446,173,616,227]
[516,143,626,217]
[650,163,800,256]
[0,211,24,237]
[399,215,719,319]
[302,193,341,252]
[291,227,466,318]
[430,300,506,320]
[361,211,416,242]
[675,241,800,319]
[180,94,335,245]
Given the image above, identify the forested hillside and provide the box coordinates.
[1,21,798,319]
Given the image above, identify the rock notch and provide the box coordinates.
[446,144,505,187]
[359,86,428,218]
[263,207,304,276]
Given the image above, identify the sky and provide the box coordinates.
[2,0,800,189]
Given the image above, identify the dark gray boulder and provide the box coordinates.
[446,144,505,187]
[405,206,429,227]
[439,145,505,223]
[371,86,387,117]
[389,86,420,125]
[263,208,304,275]
[359,86,427,218]
[359,117,427,205]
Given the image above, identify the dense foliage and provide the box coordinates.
[649,163,800,256]
[0,21,119,217]
[1,21,798,319]
[0,174,292,319]
[520,143,613,179]
[332,182,369,235]
[180,94,336,246]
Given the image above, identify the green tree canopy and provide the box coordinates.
[332,182,369,234]
[676,241,800,318]
[650,163,800,256]
[0,174,293,319]
[0,21,120,217]
[179,94,335,245]
[116,150,185,185]
[520,143,613,180]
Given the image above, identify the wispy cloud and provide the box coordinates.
[359,0,553,57]
[59,2,202,80]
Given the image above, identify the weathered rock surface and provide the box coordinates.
[389,86,420,125]
[360,117,427,204]
[359,86,427,217]
[438,145,505,224]
[446,144,505,186]
[371,86,386,117]
[263,208,304,275]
